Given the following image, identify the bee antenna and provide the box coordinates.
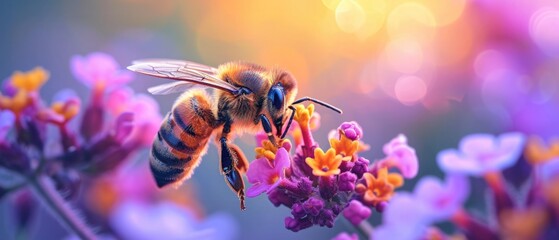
[291,96,343,114]
[280,106,296,139]
[280,97,342,139]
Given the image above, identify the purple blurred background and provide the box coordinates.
[2,0,559,239]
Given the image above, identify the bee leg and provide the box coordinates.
[227,143,249,173]
[219,136,247,210]
[259,114,277,146]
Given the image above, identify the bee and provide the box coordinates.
[127,59,342,210]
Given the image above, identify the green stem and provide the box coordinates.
[29,176,96,240]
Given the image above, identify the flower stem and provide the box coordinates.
[30,175,96,240]
[357,220,374,239]
[344,218,374,239]
[300,126,314,149]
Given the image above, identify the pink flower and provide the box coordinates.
[437,133,525,176]
[332,232,358,240]
[378,134,419,179]
[342,200,371,225]
[246,147,290,197]
[384,174,469,224]
[70,52,132,91]
[106,87,162,146]
[374,174,470,239]
[411,174,470,221]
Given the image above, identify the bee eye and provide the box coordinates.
[268,85,284,110]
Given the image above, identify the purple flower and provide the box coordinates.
[246,148,290,197]
[378,134,419,179]
[351,157,369,178]
[437,133,526,176]
[302,197,324,216]
[110,201,238,240]
[338,121,363,141]
[342,200,371,226]
[0,110,15,140]
[332,232,358,240]
[316,209,335,227]
[267,187,295,207]
[338,172,357,192]
[71,52,132,91]
[285,216,313,232]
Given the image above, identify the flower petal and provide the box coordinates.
[246,183,270,197]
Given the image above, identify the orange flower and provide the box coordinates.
[0,67,49,115]
[525,137,559,164]
[305,148,342,177]
[51,101,80,121]
[356,167,403,206]
[500,208,549,240]
[330,130,359,161]
[0,90,29,114]
[10,67,49,92]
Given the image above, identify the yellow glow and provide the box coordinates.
[335,0,366,33]
[387,2,437,43]
[385,38,424,74]
[322,0,341,10]
[354,0,387,40]
[412,0,467,26]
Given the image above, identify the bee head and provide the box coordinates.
[267,71,297,137]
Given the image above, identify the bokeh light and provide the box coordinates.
[394,75,428,105]
[530,7,559,57]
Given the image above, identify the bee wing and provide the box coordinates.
[131,59,218,75]
[147,81,203,95]
[127,59,240,94]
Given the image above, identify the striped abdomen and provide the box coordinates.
[150,90,218,188]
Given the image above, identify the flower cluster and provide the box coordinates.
[0,52,236,240]
[371,133,559,240]
[246,104,419,232]
[0,52,160,181]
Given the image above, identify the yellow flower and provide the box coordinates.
[305,148,342,177]
[291,112,320,146]
[10,67,49,92]
[256,140,280,161]
[294,104,314,128]
[0,90,29,114]
[525,137,559,164]
[330,130,359,161]
[51,101,80,121]
[355,167,403,206]
[255,138,291,162]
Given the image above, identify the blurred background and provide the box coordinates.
[1,0,559,239]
